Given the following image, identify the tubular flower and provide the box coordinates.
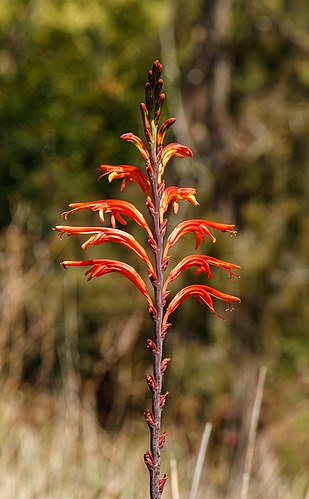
[159,142,193,180]
[62,199,153,238]
[163,284,241,327]
[163,255,241,291]
[61,259,156,316]
[55,225,154,274]
[160,186,199,222]
[164,219,237,256]
[97,165,150,197]
[157,118,176,148]
[120,133,150,162]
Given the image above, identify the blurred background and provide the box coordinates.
[0,0,308,497]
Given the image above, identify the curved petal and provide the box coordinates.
[56,225,154,274]
[120,133,150,162]
[97,165,150,197]
[164,219,237,256]
[159,142,193,180]
[160,187,199,222]
[62,199,153,238]
[61,259,156,316]
[163,254,241,291]
[162,284,241,327]
[157,118,176,148]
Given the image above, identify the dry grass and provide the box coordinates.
[0,385,307,499]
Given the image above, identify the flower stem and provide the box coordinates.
[149,123,164,499]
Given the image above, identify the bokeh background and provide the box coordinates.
[0,0,308,497]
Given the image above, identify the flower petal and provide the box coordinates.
[164,219,237,256]
[61,259,156,316]
[159,142,193,180]
[97,165,150,197]
[163,254,240,291]
[62,199,153,238]
[157,118,176,148]
[120,133,150,162]
[55,225,154,274]
[160,187,199,222]
[162,284,241,327]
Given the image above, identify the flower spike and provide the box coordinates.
[56,60,240,498]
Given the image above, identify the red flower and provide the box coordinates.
[62,199,153,238]
[164,219,237,256]
[61,259,156,316]
[55,225,154,274]
[97,165,150,197]
[163,284,241,326]
[160,186,199,222]
[120,132,150,162]
[159,142,193,180]
[163,254,240,291]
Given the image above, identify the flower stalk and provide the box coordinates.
[55,60,240,498]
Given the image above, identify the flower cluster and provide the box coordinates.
[55,60,240,499]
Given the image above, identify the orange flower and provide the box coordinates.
[157,118,176,148]
[163,254,240,291]
[159,142,193,180]
[55,225,154,274]
[160,186,199,222]
[164,219,237,256]
[97,165,150,197]
[61,259,156,316]
[120,133,150,162]
[62,199,153,238]
[162,284,241,326]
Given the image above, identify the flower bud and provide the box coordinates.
[158,431,168,449]
[155,93,165,113]
[154,78,164,99]
[160,358,171,374]
[159,474,168,493]
[145,374,156,392]
[160,391,169,409]
[144,408,157,428]
[145,82,153,111]
[152,59,163,79]
[146,339,157,354]
[144,451,155,470]
[148,69,155,87]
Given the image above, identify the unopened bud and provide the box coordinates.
[146,339,157,354]
[144,408,157,428]
[145,374,156,392]
[160,391,169,409]
[155,93,165,113]
[159,431,168,449]
[148,69,155,87]
[145,82,153,111]
[154,78,164,98]
[160,358,171,374]
[159,474,168,493]
[144,450,155,470]
[152,59,163,79]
